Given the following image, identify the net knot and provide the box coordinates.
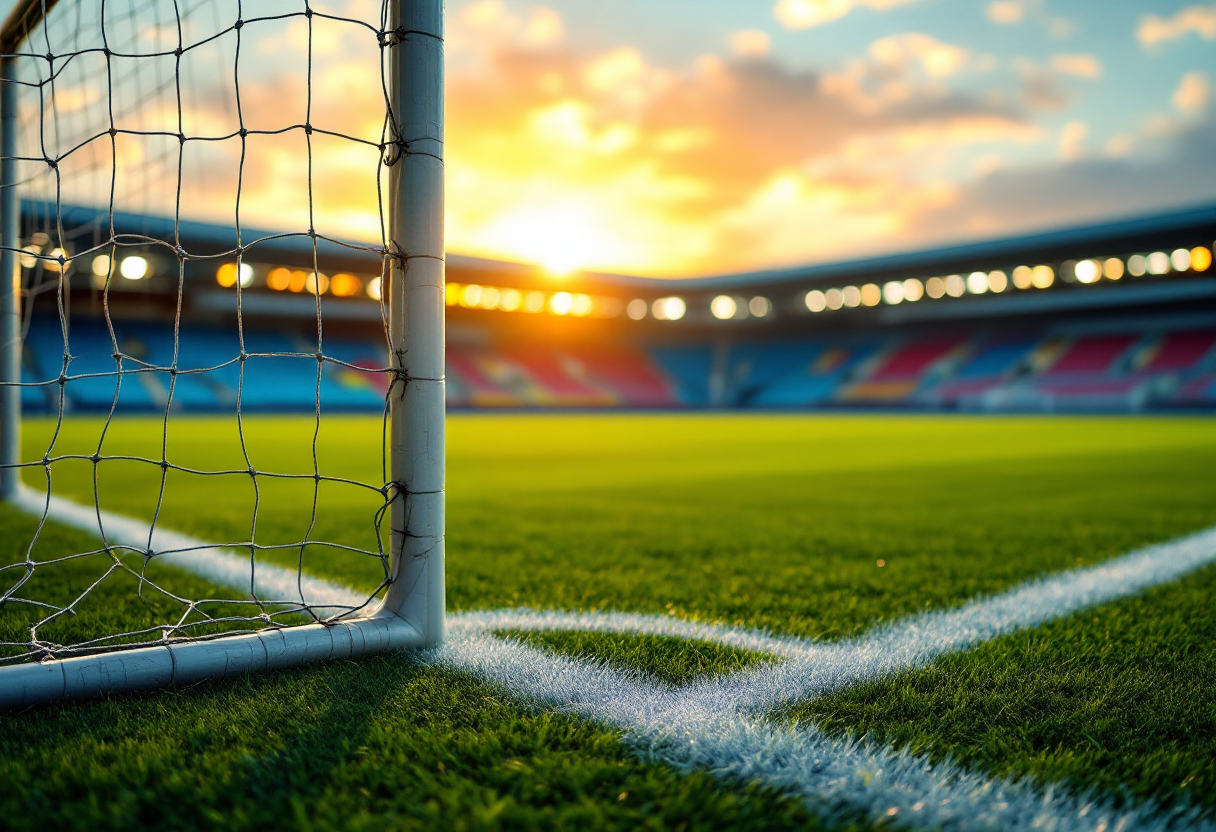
[304,123,313,136]
[382,27,408,47]
[382,140,404,167]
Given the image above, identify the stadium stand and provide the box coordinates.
[21,315,1214,414]
[16,202,1216,414]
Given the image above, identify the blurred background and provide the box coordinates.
[7,0,1216,415]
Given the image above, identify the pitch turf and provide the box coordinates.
[2,413,1215,830]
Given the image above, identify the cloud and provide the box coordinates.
[909,116,1216,243]
[821,33,978,113]
[987,1,1024,25]
[731,30,772,60]
[441,35,1038,275]
[773,0,920,31]
[1104,134,1134,158]
[869,33,969,78]
[1050,53,1102,80]
[1014,59,1071,112]
[1058,121,1088,160]
[448,0,565,59]
[1173,71,1211,113]
[1138,3,1216,48]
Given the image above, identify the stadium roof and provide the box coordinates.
[29,201,1215,294]
[623,203,1216,293]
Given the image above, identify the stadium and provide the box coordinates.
[2,2,1216,832]
[17,202,1216,415]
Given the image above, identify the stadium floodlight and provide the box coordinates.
[1031,265,1055,289]
[1073,260,1100,284]
[804,289,827,312]
[711,295,737,319]
[652,296,686,320]
[0,0,446,707]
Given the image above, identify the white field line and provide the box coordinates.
[14,486,1216,832]
[13,486,369,614]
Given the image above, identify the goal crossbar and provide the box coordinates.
[0,0,63,54]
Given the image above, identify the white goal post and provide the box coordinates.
[0,0,445,708]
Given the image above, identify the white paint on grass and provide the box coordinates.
[13,486,1216,831]
[12,486,370,615]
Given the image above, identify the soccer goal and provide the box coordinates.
[0,0,445,708]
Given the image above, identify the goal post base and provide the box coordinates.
[0,612,425,710]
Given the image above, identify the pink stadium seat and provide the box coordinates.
[1143,331,1216,372]
[1045,335,1137,375]
[566,347,678,407]
[870,338,964,381]
[499,348,616,405]
[447,348,521,406]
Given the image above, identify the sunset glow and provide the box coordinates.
[18,0,1215,279]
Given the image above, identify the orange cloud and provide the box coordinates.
[439,31,1037,275]
[987,1,1024,25]
[1173,71,1211,114]
[774,0,922,30]
[1138,3,1216,48]
[1050,54,1102,80]
[20,0,1047,278]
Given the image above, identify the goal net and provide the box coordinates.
[0,0,445,707]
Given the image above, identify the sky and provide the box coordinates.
[7,0,1216,277]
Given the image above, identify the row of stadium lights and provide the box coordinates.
[216,264,380,300]
[802,246,1212,314]
[19,242,154,283]
[27,239,1209,324]
[446,282,626,318]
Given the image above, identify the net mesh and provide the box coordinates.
[0,0,407,664]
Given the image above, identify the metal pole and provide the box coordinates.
[0,56,21,500]
[380,0,445,645]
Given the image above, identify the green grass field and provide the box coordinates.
[3,413,1216,830]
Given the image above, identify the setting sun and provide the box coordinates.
[477,204,618,277]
